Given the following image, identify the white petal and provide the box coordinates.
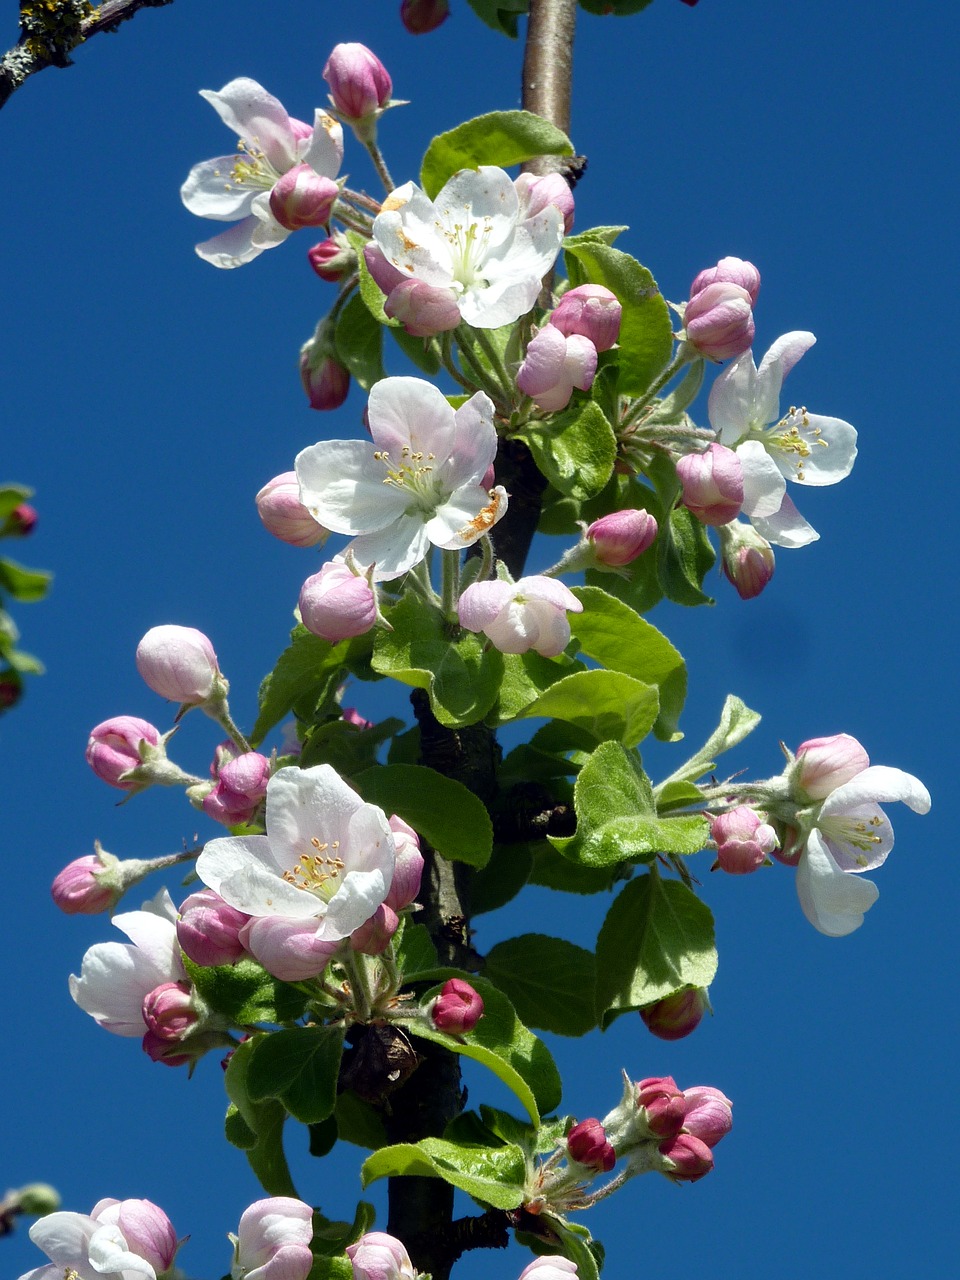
[299,109,344,178]
[795,833,879,936]
[426,483,508,550]
[515,575,583,611]
[197,834,320,919]
[296,439,407,535]
[442,390,498,489]
[750,493,819,548]
[199,79,299,171]
[180,157,257,219]
[88,1223,157,1280]
[485,600,541,654]
[821,804,894,872]
[194,217,266,269]
[265,763,366,858]
[112,906,183,979]
[69,941,174,1036]
[367,377,457,461]
[821,765,931,815]
[737,440,787,519]
[789,414,858,486]
[754,331,816,423]
[435,166,521,246]
[458,581,515,632]
[317,868,392,941]
[373,184,455,285]
[29,1212,98,1272]
[460,270,541,330]
[349,515,432,582]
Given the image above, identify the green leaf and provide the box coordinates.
[252,627,347,747]
[0,558,51,602]
[528,842,619,895]
[658,506,716,606]
[484,935,596,1036]
[334,289,385,390]
[311,1202,376,1257]
[570,585,686,741]
[300,716,403,776]
[472,840,533,915]
[516,401,617,501]
[563,241,672,395]
[372,592,504,727]
[353,764,493,868]
[517,669,660,748]
[655,694,761,794]
[490,649,586,725]
[393,921,439,979]
[594,873,717,1027]
[245,1026,345,1125]
[420,110,573,199]
[0,485,32,521]
[563,226,628,249]
[390,325,443,375]
[307,1116,338,1159]
[579,0,654,14]
[408,976,562,1124]
[334,1093,388,1150]
[308,1257,353,1280]
[224,1039,297,1196]
[183,957,308,1026]
[464,0,529,35]
[656,780,707,811]
[361,1135,526,1209]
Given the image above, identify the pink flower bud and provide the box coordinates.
[239,916,340,982]
[384,279,462,336]
[363,242,408,295]
[96,1199,179,1275]
[719,521,775,599]
[51,854,118,914]
[85,716,161,789]
[566,1117,616,1172]
[586,509,658,566]
[384,815,423,912]
[690,256,760,307]
[351,903,400,955]
[676,443,744,526]
[431,978,484,1034]
[269,165,339,231]
[710,805,778,874]
[136,625,220,704]
[256,471,327,548]
[299,560,377,642]
[681,1086,733,1148]
[202,751,271,827]
[518,1259,579,1280]
[400,0,451,34]
[794,733,870,800]
[323,43,393,120]
[347,1231,417,1280]
[550,284,622,351]
[635,1075,687,1139]
[3,502,37,535]
[177,889,250,967]
[458,576,583,658]
[516,325,598,411]
[684,281,755,361]
[300,349,351,411]
[142,981,198,1042]
[308,233,357,283]
[639,986,708,1040]
[658,1132,714,1182]
[514,171,575,233]
[343,706,373,730]
[235,1198,314,1280]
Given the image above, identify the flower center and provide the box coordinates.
[283,837,345,901]
[440,216,494,292]
[217,136,281,194]
[761,406,828,481]
[820,813,885,865]
[374,446,440,511]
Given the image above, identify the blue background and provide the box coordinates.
[3,2,955,1278]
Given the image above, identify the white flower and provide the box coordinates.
[795,765,931,936]
[21,1198,178,1280]
[181,77,344,268]
[69,889,185,1036]
[371,166,564,328]
[196,763,396,941]
[296,377,507,582]
[231,1198,314,1280]
[458,575,583,657]
[707,332,858,547]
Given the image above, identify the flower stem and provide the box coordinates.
[441,549,462,621]
[452,326,509,408]
[621,349,695,428]
[364,138,396,194]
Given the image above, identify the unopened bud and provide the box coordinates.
[363,242,408,295]
[299,560,377,642]
[690,256,760,306]
[566,1117,616,1172]
[634,1075,687,1139]
[136,625,221,705]
[202,751,271,827]
[658,1132,714,1182]
[323,43,393,121]
[676,443,744,526]
[269,165,339,231]
[586,509,658,566]
[793,733,870,800]
[256,471,327,548]
[300,348,350,412]
[514,171,575,234]
[718,520,775,599]
[516,325,597,412]
[85,716,162,790]
[384,815,423,912]
[431,978,484,1034]
[308,233,357,283]
[639,986,709,1040]
[51,853,120,914]
[400,0,451,34]
[709,805,778,874]
[142,980,198,1042]
[681,1086,733,1148]
[177,888,250,967]
[12,1183,61,1216]
[2,502,38,536]
[550,284,621,351]
[384,279,461,336]
[683,281,754,361]
[350,903,400,955]
[347,1231,418,1280]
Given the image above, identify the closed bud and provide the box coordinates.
[566,1117,616,1172]
[718,520,775,599]
[518,1259,579,1280]
[793,733,870,800]
[587,509,657,566]
[690,256,760,306]
[384,279,461,336]
[95,1199,180,1275]
[300,348,350,412]
[256,471,327,548]
[350,903,400,955]
[299,560,377,642]
[681,1086,733,1149]
[308,233,357,282]
[323,43,393,120]
[12,1183,61,1216]
[516,325,597,412]
[136,625,221,704]
[2,502,38,536]
[0,671,22,708]
[141,980,198,1042]
[85,716,162,790]
[639,986,709,1040]
[550,284,621,351]
[634,1075,687,1139]
[676,443,744,526]
[658,1132,714,1182]
[384,815,423,911]
[400,0,451,34]
[684,281,754,361]
[269,165,339,231]
[202,751,271,827]
[431,978,484,1034]
[177,888,250,967]
[514,171,575,234]
[709,805,778,874]
[347,1231,418,1280]
[51,853,120,914]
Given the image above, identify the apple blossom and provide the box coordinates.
[518,1260,579,1280]
[347,1232,418,1280]
[458,575,583,657]
[196,764,397,972]
[299,560,378,642]
[633,1076,687,1139]
[690,255,760,306]
[85,715,161,790]
[708,332,858,547]
[586,509,658,567]
[371,166,564,328]
[296,377,507,582]
[681,1086,733,1149]
[300,335,351,412]
[268,164,339,230]
[323,43,393,122]
[51,853,119,915]
[516,326,598,412]
[514,170,576,234]
[3,501,37,535]
[350,902,400,955]
[384,278,463,336]
[550,284,621,351]
[177,888,250,967]
[308,232,356,282]
[683,281,755,361]
[717,519,776,598]
[136,625,221,705]
[676,443,744,526]
[21,1198,179,1280]
[709,805,778,874]
[793,732,871,801]
[181,77,344,268]
[256,471,328,548]
[431,977,484,1033]
[202,751,271,827]
[384,814,423,912]
[230,1196,314,1280]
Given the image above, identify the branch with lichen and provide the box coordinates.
[1,0,174,109]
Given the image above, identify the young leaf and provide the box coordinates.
[353,764,493,868]
[244,1026,346,1125]
[490,649,586,725]
[464,0,530,37]
[420,109,572,199]
[656,694,762,794]
[334,289,385,390]
[517,669,660,748]
[183,956,308,1026]
[0,558,52,602]
[516,401,617,502]
[360,1136,526,1209]
[251,626,347,747]
[484,935,597,1036]
[657,506,716,606]
[224,1039,298,1197]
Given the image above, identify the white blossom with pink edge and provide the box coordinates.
[229,1197,314,1280]
[296,377,506,582]
[18,1197,179,1280]
[181,77,344,268]
[458,575,583,657]
[371,166,564,328]
[69,889,186,1037]
[708,332,858,547]
[197,763,396,945]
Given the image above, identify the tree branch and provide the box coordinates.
[1,0,174,110]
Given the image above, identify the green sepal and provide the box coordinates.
[244,1026,346,1125]
[307,1257,353,1280]
[594,871,717,1027]
[421,109,572,198]
[361,1134,527,1209]
[333,289,384,390]
[516,668,660,748]
[224,1038,298,1196]
[182,956,308,1027]
[353,763,493,868]
[484,934,596,1036]
[516,401,617,501]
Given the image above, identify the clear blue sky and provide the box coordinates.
[3,2,956,1278]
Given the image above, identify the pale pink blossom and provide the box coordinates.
[517,1259,578,1280]
[710,805,777,874]
[794,733,871,801]
[458,575,582,657]
[676,443,744,526]
[177,888,250,967]
[684,281,755,361]
[550,284,621,351]
[516,326,598,412]
[586,509,657,566]
[514,171,575,233]
[256,471,328,548]
[347,1232,418,1280]
[136,625,220,704]
[690,256,760,306]
[299,560,377,642]
[22,1198,178,1280]
[384,279,462,336]
[231,1197,314,1280]
[681,1086,733,1148]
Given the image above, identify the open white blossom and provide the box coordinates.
[372,165,564,328]
[296,377,507,581]
[20,1198,178,1280]
[708,332,858,547]
[181,77,344,268]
